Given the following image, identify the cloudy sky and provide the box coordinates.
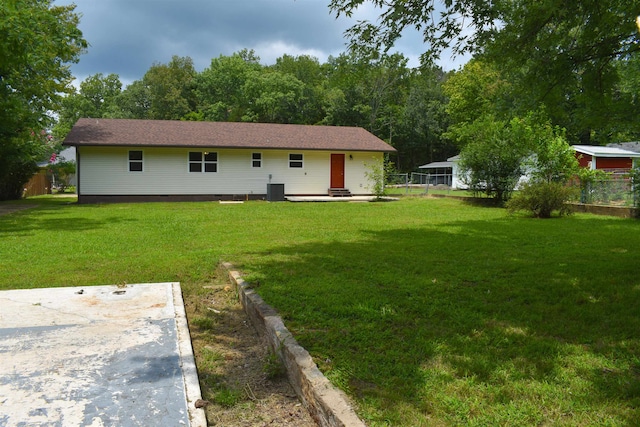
[55,0,469,85]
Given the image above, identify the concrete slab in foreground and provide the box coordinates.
[0,283,206,427]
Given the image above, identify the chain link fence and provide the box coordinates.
[385,173,410,194]
[410,172,452,187]
[569,172,638,207]
[386,169,639,208]
[385,173,455,195]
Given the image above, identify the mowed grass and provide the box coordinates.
[1,196,639,426]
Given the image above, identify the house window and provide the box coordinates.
[129,150,143,172]
[289,153,303,168]
[189,151,217,173]
[252,152,262,168]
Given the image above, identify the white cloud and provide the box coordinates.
[248,40,334,65]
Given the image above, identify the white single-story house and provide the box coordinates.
[62,118,396,203]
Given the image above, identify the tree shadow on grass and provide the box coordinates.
[0,203,138,235]
[245,216,640,425]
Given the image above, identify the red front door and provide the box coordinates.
[330,154,345,188]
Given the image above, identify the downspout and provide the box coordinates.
[75,147,81,202]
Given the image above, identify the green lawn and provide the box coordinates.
[1,196,639,426]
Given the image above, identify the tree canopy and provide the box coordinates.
[329,1,639,70]
[53,51,457,173]
[330,0,640,144]
[0,0,86,200]
[456,113,577,204]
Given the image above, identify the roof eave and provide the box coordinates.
[572,145,640,158]
[64,141,396,153]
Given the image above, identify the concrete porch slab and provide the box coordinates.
[285,196,398,202]
[0,283,206,426]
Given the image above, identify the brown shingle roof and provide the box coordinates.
[63,119,396,152]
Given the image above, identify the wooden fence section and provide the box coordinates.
[23,170,51,197]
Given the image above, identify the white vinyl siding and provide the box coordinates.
[77,147,381,196]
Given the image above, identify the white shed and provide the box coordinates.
[418,155,467,189]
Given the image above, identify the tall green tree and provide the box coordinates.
[273,54,325,87]
[143,56,197,120]
[323,51,410,134]
[330,0,640,144]
[492,1,640,144]
[322,52,371,128]
[241,70,305,123]
[193,51,262,121]
[401,65,453,169]
[604,54,640,142]
[456,115,534,203]
[53,73,123,139]
[443,60,511,129]
[0,0,86,200]
[117,55,197,120]
[272,54,326,124]
[115,80,152,120]
[364,53,410,136]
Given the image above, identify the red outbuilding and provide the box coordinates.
[572,145,640,172]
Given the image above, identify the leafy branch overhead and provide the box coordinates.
[329,0,500,60]
[329,0,639,67]
[329,0,640,145]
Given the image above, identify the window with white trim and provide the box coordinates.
[252,152,262,168]
[189,151,218,172]
[289,153,303,168]
[129,150,143,172]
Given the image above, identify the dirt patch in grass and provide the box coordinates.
[183,275,317,427]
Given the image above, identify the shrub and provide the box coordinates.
[364,157,394,200]
[506,181,577,218]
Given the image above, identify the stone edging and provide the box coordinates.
[568,202,638,218]
[222,262,366,427]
